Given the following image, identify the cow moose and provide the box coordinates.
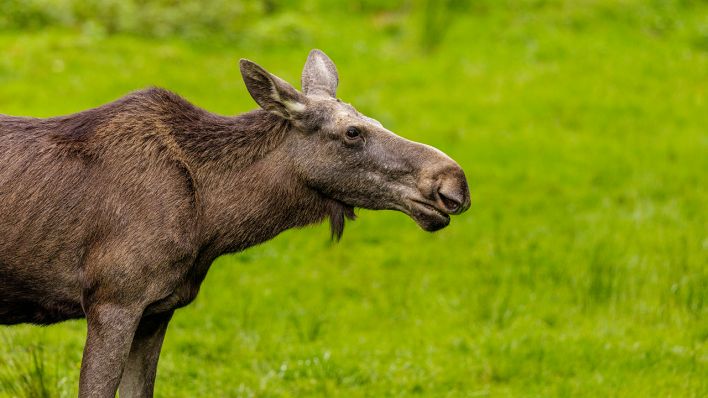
[0,50,470,397]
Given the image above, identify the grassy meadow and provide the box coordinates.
[1,1,707,396]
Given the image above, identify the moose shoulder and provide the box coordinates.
[0,50,469,397]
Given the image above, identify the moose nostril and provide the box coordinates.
[438,190,462,213]
[432,166,470,214]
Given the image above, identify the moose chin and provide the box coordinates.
[0,49,470,397]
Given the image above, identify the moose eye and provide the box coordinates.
[345,126,361,140]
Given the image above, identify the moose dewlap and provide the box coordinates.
[0,49,470,397]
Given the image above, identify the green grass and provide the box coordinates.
[1,1,707,396]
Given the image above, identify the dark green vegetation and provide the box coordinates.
[1,1,706,396]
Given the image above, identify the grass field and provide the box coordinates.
[1,1,707,397]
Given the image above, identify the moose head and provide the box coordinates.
[239,50,470,233]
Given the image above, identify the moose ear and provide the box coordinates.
[239,59,306,119]
[301,49,338,97]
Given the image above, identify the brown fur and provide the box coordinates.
[0,50,469,397]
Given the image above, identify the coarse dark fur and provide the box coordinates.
[1,87,347,323]
[0,50,469,397]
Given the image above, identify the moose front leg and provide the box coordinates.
[79,303,143,397]
[119,311,174,398]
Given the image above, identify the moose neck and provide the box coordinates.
[175,109,334,254]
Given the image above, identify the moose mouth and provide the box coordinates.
[407,199,451,232]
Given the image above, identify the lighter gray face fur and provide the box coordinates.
[240,49,470,231]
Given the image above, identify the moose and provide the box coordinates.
[0,50,470,397]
